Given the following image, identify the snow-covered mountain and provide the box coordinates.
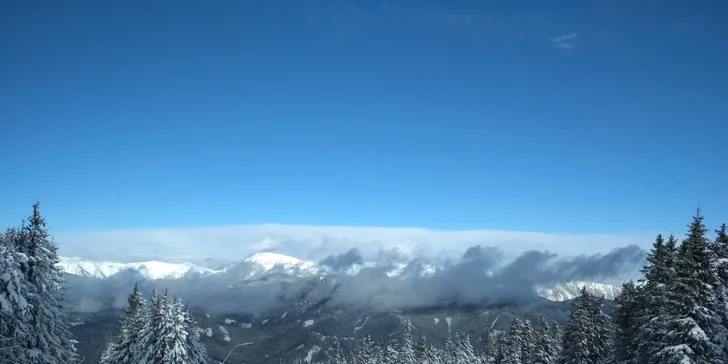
[59,253,622,302]
[536,281,622,301]
[58,257,216,280]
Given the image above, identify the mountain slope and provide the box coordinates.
[58,257,216,279]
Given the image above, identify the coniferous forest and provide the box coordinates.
[1,205,727,364]
[0,203,209,364]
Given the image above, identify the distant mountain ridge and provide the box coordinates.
[58,252,623,302]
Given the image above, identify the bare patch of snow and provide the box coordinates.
[280,312,288,319]
[434,318,440,324]
[303,319,314,328]
[240,323,252,329]
[305,346,321,363]
[219,325,231,342]
[224,318,236,325]
[204,328,213,337]
[262,319,269,325]
[446,317,452,328]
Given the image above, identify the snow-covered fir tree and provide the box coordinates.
[611,281,640,364]
[633,234,677,363]
[181,303,209,364]
[100,283,146,364]
[0,227,33,363]
[454,333,478,364]
[532,316,559,364]
[399,320,416,364]
[414,335,428,363]
[481,329,497,364]
[656,211,725,364]
[355,335,376,364]
[492,331,508,364]
[102,287,210,364]
[711,223,728,359]
[558,287,611,364]
[503,317,533,364]
[14,203,78,364]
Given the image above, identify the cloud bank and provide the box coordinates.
[63,241,648,315]
[54,224,656,266]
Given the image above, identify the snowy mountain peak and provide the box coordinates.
[58,257,216,280]
[245,252,317,272]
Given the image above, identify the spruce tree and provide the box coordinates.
[160,296,190,364]
[0,228,33,363]
[503,317,524,364]
[481,329,496,364]
[355,335,375,364]
[19,203,78,364]
[657,210,724,363]
[712,223,728,359]
[493,331,507,364]
[454,333,477,364]
[612,281,640,364]
[182,303,209,364]
[558,288,610,364]
[443,334,458,364]
[136,288,169,364]
[635,234,677,363]
[532,316,559,364]
[100,283,145,364]
[399,321,416,364]
[414,335,427,363]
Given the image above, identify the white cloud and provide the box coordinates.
[550,32,577,49]
[54,224,656,264]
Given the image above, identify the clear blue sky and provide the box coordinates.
[1,1,726,234]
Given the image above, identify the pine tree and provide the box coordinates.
[381,338,399,364]
[532,317,558,364]
[558,288,610,364]
[612,281,640,364]
[137,288,169,364]
[454,333,478,364]
[492,331,507,364]
[503,317,524,364]
[182,303,209,364]
[0,228,33,363]
[711,223,728,360]
[657,210,724,364]
[355,335,375,364]
[414,335,427,363]
[100,283,146,364]
[481,329,496,364]
[635,234,677,363]
[399,321,416,364]
[520,319,536,362]
[18,203,78,364]
[160,296,190,364]
[443,334,458,364]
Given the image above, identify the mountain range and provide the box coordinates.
[59,252,623,302]
[59,251,626,363]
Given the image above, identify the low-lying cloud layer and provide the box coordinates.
[64,242,647,315]
[55,224,656,266]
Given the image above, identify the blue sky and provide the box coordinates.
[1,0,727,237]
